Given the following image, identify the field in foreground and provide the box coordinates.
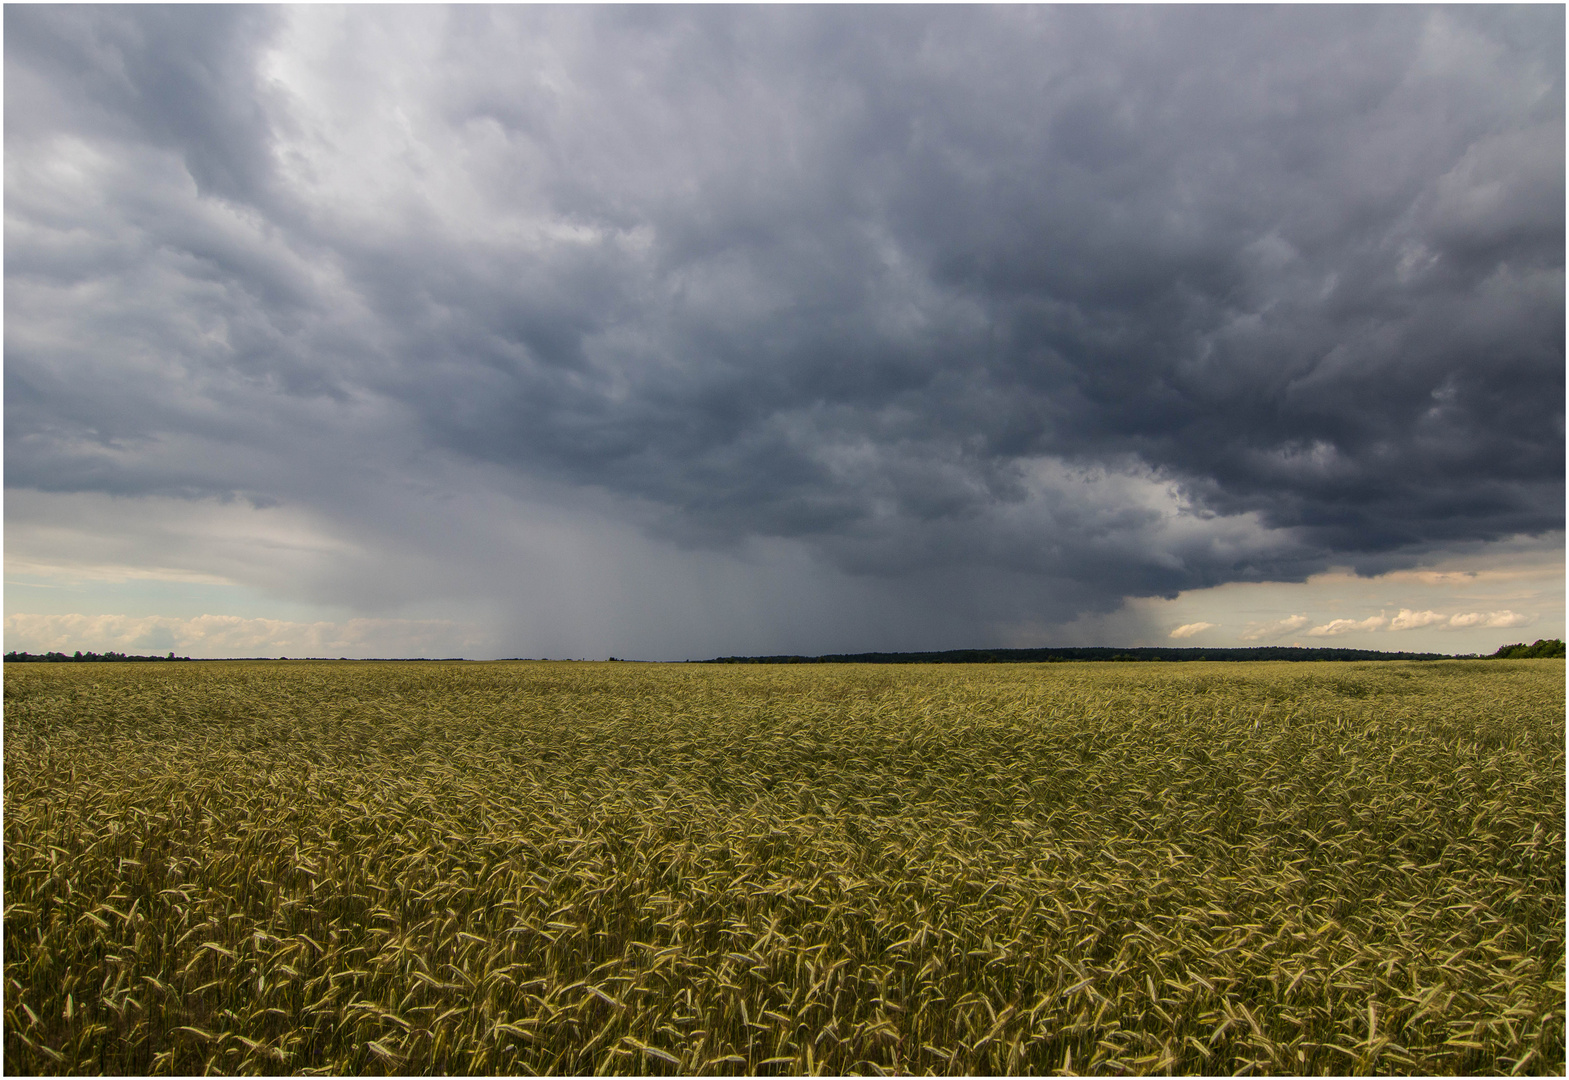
[4,660,1563,1075]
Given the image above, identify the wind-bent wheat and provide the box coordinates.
[4,659,1563,1074]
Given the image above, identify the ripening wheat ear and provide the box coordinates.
[2,657,1563,1075]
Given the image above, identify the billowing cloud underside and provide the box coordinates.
[5,6,1563,629]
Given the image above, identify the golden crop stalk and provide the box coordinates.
[3,658,1563,1074]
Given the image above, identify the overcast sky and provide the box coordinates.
[5,5,1564,660]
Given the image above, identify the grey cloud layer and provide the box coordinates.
[6,6,1563,632]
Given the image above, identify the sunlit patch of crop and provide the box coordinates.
[4,659,1563,1074]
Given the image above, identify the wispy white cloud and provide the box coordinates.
[1445,610,1530,629]
[1238,614,1310,641]
[1388,609,1449,631]
[1307,615,1388,636]
[1386,608,1531,631]
[1168,622,1216,639]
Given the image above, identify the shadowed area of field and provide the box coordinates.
[4,660,1563,1075]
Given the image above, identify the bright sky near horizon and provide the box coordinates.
[5,7,1564,660]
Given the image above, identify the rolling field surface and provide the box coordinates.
[4,659,1564,1075]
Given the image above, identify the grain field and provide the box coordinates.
[4,659,1563,1075]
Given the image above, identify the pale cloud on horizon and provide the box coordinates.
[1445,610,1531,629]
[1388,609,1450,630]
[1046,536,1560,656]
[3,613,484,659]
[1168,622,1216,639]
[1239,615,1311,641]
[1387,608,1531,631]
[1308,615,1390,637]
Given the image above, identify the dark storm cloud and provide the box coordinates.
[5,5,283,203]
[6,6,1563,628]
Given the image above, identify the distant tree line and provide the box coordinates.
[705,646,1456,664]
[4,650,192,663]
[1488,639,1565,659]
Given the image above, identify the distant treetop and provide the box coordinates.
[4,650,192,663]
[1488,639,1566,659]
